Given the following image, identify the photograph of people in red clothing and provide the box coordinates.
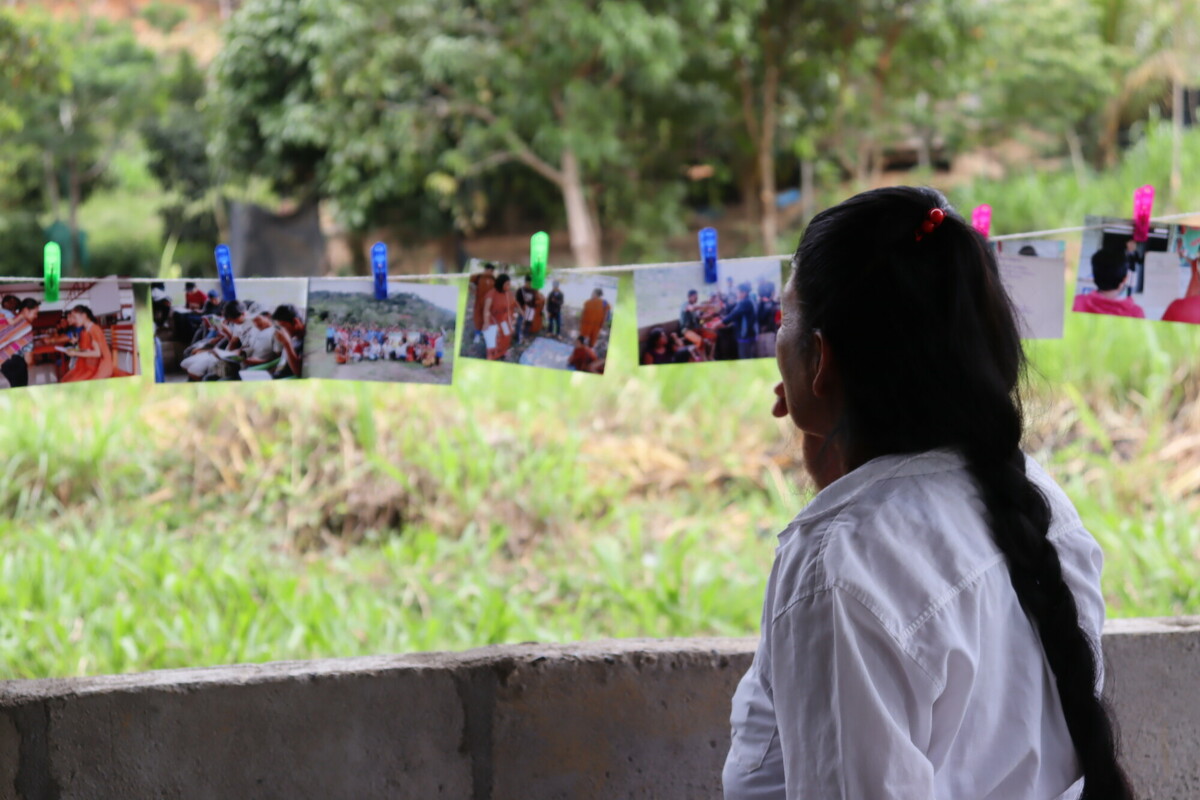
[1072,216,1175,322]
[634,257,783,366]
[459,260,617,374]
[303,278,458,385]
[0,279,139,390]
[1160,225,1200,325]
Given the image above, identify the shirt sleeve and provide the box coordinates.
[768,586,937,799]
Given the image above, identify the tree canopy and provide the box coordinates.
[1,0,1195,273]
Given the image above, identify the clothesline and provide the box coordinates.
[989,211,1200,241]
[2,210,1197,284]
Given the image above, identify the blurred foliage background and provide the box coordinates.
[1,0,1199,679]
[4,0,1200,272]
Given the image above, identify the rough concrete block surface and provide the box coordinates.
[0,656,471,800]
[0,711,19,800]
[1104,617,1200,800]
[487,638,754,800]
[0,622,1197,799]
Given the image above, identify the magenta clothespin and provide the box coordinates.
[971,205,992,239]
[1132,185,1155,243]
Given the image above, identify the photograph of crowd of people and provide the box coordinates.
[460,260,617,374]
[303,279,458,385]
[634,257,784,366]
[152,279,307,382]
[1,279,139,390]
[1072,216,1177,322]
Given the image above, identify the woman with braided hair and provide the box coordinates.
[723,186,1134,800]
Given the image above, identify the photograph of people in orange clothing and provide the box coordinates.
[460,259,617,374]
[634,257,783,365]
[1160,225,1200,325]
[1072,215,1174,321]
[0,279,139,390]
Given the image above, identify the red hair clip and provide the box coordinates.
[915,208,946,242]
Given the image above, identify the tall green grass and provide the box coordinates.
[949,121,1200,235]
[2,129,1200,679]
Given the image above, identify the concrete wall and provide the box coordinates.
[1,618,1197,800]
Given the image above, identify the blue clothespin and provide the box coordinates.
[372,242,389,300]
[215,244,236,302]
[154,336,164,384]
[699,227,719,284]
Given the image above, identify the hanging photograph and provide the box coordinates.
[996,252,1066,339]
[1,278,139,390]
[303,278,459,385]
[460,260,617,374]
[994,240,1066,258]
[152,279,308,383]
[1072,215,1175,321]
[1158,225,1200,324]
[634,257,784,366]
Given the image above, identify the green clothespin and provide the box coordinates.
[44,242,61,303]
[530,231,549,291]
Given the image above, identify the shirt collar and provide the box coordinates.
[778,446,969,542]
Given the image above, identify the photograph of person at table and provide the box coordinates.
[634,257,783,366]
[0,279,139,390]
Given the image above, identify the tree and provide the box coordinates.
[968,0,1117,182]
[708,0,821,254]
[212,0,715,268]
[0,9,66,135]
[702,0,978,255]
[3,11,161,269]
[810,0,976,187]
[210,0,460,270]
[434,0,717,266]
[142,50,221,256]
[1090,0,1200,196]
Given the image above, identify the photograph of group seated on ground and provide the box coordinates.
[152,279,308,382]
[634,258,784,366]
[1072,216,1176,322]
[460,260,617,374]
[303,278,458,385]
[0,279,138,390]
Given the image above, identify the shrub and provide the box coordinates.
[87,236,160,279]
[0,211,45,276]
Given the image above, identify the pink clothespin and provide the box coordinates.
[971,205,992,239]
[1132,185,1155,243]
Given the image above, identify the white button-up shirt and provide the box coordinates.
[723,448,1105,800]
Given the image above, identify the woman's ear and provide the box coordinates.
[810,330,837,399]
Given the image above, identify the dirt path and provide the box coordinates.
[305,349,453,385]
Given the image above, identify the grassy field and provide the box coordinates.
[4,132,1200,679]
[1,267,1198,680]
